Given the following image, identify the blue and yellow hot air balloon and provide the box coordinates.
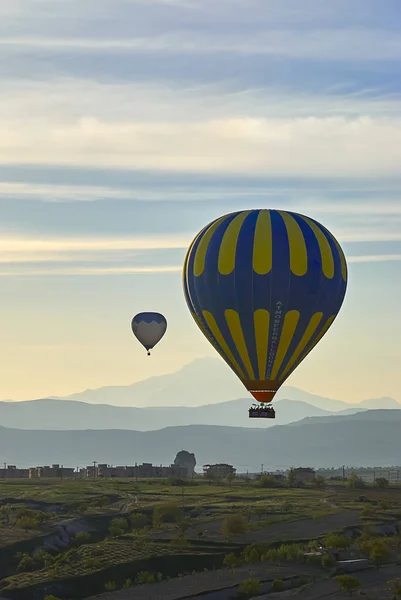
[131,312,167,356]
[183,209,347,419]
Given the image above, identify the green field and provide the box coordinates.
[0,477,400,599]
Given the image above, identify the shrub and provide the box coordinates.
[153,502,181,526]
[221,514,247,538]
[243,546,260,564]
[170,536,189,547]
[347,473,365,489]
[224,552,241,568]
[137,571,155,584]
[258,475,281,488]
[122,578,132,589]
[130,513,149,530]
[262,543,304,563]
[323,533,352,550]
[15,516,40,530]
[336,574,361,595]
[83,557,101,571]
[375,477,389,489]
[104,581,117,591]
[168,477,190,486]
[238,577,261,598]
[17,555,36,572]
[74,531,92,544]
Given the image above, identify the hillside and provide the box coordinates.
[0,397,340,431]
[1,410,400,471]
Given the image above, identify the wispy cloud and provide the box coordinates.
[1,29,400,61]
[0,265,182,277]
[348,254,401,263]
[0,235,190,253]
[1,254,401,277]
[1,115,401,177]
[0,233,400,277]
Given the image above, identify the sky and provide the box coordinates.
[1,0,400,403]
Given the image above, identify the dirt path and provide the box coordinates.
[92,562,323,600]
[152,511,361,545]
[239,510,361,544]
[262,564,401,599]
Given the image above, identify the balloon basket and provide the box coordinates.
[248,405,276,419]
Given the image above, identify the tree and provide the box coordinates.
[347,473,365,489]
[369,539,392,567]
[238,577,261,598]
[221,514,247,539]
[336,575,361,595]
[130,513,148,531]
[109,517,129,537]
[258,475,280,488]
[312,475,326,488]
[174,450,196,477]
[287,469,296,487]
[323,533,352,550]
[375,477,389,489]
[153,502,181,526]
[227,472,236,487]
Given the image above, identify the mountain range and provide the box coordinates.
[1,358,398,431]
[58,358,399,410]
[1,410,400,471]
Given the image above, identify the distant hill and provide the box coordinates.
[0,397,339,431]
[1,410,400,470]
[60,358,399,411]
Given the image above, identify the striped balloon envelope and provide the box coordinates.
[183,209,347,406]
[131,312,167,356]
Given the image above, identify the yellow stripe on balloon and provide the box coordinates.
[278,211,308,276]
[253,209,272,275]
[270,310,300,380]
[225,309,255,380]
[193,214,232,277]
[299,215,335,279]
[202,310,247,380]
[324,227,348,282]
[218,211,251,275]
[279,312,323,381]
[254,309,270,380]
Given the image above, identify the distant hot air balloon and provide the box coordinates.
[183,209,347,419]
[131,312,167,356]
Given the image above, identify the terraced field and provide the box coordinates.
[0,478,400,599]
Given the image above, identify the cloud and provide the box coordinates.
[1,29,401,61]
[3,181,401,212]
[1,114,401,177]
[2,254,401,277]
[0,235,190,253]
[0,231,400,278]
[348,254,401,263]
[0,265,182,277]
